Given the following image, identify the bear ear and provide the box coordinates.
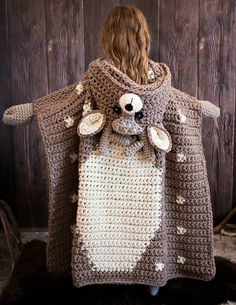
[77,110,106,137]
[147,124,172,152]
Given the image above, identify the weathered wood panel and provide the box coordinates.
[45,0,85,91]
[7,0,49,227]
[0,0,235,228]
[199,0,236,225]
[159,0,199,95]
[0,0,15,212]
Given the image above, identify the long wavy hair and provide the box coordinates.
[99,5,152,85]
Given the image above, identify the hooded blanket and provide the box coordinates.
[3,57,220,288]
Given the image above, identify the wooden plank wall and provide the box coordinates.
[0,0,235,228]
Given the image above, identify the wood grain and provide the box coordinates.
[0,0,15,211]
[159,0,199,95]
[199,0,235,225]
[0,0,235,228]
[45,0,85,91]
[7,0,48,227]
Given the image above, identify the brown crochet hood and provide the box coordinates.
[87,57,172,123]
[76,58,174,162]
[89,57,171,94]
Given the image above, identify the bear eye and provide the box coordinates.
[113,105,122,115]
[135,111,144,120]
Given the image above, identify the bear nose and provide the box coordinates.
[125,103,133,112]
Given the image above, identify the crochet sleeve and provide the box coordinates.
[198,99,220,118]
[2,70,91,126]
[170,87,220,118]
[2,84,79,126]
[2,102,34,126]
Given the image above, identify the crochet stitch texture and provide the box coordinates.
[2,57,220,288]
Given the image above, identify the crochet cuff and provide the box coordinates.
[2,103,34,126]
[199,100,220,118]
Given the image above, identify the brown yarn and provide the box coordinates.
[2,57,219,287]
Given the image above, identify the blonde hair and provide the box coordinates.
[99,5,152,85]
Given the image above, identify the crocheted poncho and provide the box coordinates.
[3,57,220,288]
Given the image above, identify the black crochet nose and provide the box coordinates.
[125,103,133,112]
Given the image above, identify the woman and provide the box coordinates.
[3,4,219,295]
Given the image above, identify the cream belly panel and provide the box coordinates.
[76,141,163,272]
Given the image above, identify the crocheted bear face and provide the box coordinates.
[111,93,145,135]
[77,93,172,161]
